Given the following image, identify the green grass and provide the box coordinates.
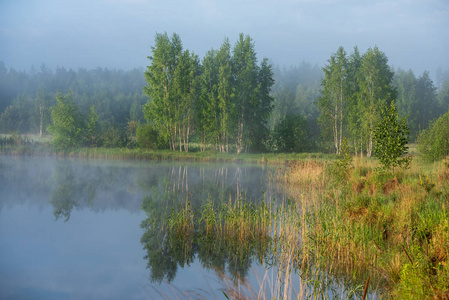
[155,156,449,298]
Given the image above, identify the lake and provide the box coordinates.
[0,155,282,299]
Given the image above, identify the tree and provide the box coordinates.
[346,46,363,155]
[373,102,411,173]
[0,93,32,134]
[393,69,419,140]
[216,38,234,152]
[415,71,438,132]
[417,108,449,162]
[438,79,449,112]
[197,49,218,151]
[318,46,348,154]
[231,33,274,153]
[173,50,201,152]
[136,123,161,149]
[357,46,396,157]
[232,33,259,154]
[48,91,86,151]
[143,32,183,151]
[250,58,274,152]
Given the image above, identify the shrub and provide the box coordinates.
[136,123,161,149]
[268,114,310,153]
[417,109,449,162]
[373,101,411,173]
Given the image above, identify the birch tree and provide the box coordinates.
[318,46,348,154]
[357,46,396,157]
[143,32,182,151]
[232,33,258,154]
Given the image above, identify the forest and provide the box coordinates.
[1,33,449,159]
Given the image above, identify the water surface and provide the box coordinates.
[0,156,276,299]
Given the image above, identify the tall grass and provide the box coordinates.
[168,155,448,298]
[278,156,449,299]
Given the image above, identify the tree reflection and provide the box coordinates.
[140,166,274,284]
[50,163,96,221]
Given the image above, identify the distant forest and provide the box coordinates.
[1,35,449,154]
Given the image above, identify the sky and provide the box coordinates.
[1,0,448,77]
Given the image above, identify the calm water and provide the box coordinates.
[0,155,279,299]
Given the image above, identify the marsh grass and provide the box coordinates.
[280,156,449,299]
[192,155,448,298]
[164,185,381,299]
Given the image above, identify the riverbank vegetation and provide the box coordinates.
[147,155,448,299]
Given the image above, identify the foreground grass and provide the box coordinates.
[159,156,449,299]
[281,156,449,299]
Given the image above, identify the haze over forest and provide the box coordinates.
[1,0,448,77]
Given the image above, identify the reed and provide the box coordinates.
[279,156,449,299]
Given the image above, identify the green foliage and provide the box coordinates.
[318,46,348,155]
[143,32,274,153]
[268,114,309,153]
[86,105,99,146]
[47,91,86,152]
[357,47,397,157]
[417,108,449,162]
[329,137,353,184]
[143,32,200,152]
[393,69,440,141]
[136,123,162,149]
[373,102,411,173]
[0,93,32,133]
[101,126,126,148]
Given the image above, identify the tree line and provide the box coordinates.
[317,46,449,157]
[0,64,147,148]
[1,35,449,156]
[143,32,274,153]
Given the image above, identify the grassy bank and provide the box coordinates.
[159,156,449,298]
[279,156,449,298]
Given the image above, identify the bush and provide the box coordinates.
[48,92,86,152]
[373,102,411,173]
[101,126,126,148]
[417,109,449,162]
[268,114,310,153]
[136,123,162,149]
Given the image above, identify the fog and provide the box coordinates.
[1,0,448,76]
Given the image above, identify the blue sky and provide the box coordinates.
[1,0,448,76]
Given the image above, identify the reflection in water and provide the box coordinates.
[0,156,380,298]
[0,156,281,299]
[51,164,96,221]
[140,165,276,284]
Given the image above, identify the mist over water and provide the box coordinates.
[0,155,279,299]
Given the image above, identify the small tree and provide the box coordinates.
[48,91,86,152]
[136,123,162,149]
[417,109,449,162]
[373,101,411,173]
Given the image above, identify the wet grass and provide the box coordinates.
[161,156,449,299]
[280,156,449,299]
